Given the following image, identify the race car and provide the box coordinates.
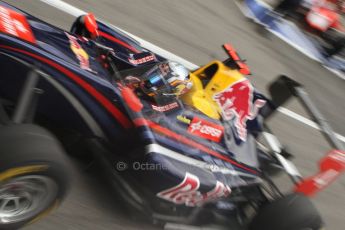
[0,1,344,230]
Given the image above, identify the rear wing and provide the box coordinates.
[268,75,345,196]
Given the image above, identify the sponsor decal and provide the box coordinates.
[0,6,36,43]
[176,115,191,124]
[152,102,179,112]
[128,54,155,65]
[213,78,266,142]
[187,117,224,142]
[65,32,91,71]
[157,172,231,207]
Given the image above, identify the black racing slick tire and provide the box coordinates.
[248,193,323,230]
[0,124,71,229]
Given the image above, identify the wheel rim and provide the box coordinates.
[0,175,58,224]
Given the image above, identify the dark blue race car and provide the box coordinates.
[0,1,344,230]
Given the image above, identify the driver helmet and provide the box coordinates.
[141,61,193,97]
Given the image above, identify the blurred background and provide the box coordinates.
[2,0,344,229]
[241,0,345,74]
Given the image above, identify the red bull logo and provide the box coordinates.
[65,32,91,71]
[213,78,266,141]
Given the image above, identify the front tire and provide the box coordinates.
[249,193,323,230]
[0,124,71,229]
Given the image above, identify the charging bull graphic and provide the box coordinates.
[65,32,91,71]
[213,78,266,141]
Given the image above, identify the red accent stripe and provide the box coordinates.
[0,45,132,129]
[134,118,258,174]
[98,31,139,54]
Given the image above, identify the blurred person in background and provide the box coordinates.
[309,0,345,57]
[324,36,345,57]
[259,0,303,24]
[274,0,304,16]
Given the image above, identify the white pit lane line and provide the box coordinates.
[39,0,345,144]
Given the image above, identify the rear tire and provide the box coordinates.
[248,193,323,230]
[0,124,71,229]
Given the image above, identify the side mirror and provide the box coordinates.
[71,13,99,39]
[222,44,251,75]
[268,75,302,108]
[84,13,99,38]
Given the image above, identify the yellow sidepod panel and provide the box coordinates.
[181,61,245,119]
[181,73,220,120]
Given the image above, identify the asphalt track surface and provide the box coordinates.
[2,0,345,229]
